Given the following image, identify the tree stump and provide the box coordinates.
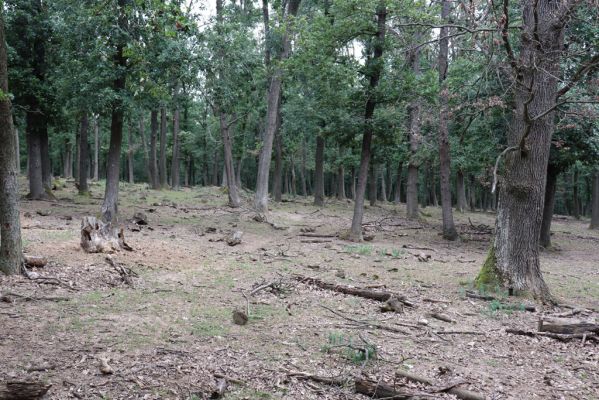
[81,216,131,253]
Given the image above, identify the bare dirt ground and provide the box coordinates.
[1,180,598,399]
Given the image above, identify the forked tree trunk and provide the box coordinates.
[456,169,466,212]
[254,0,301,213]
[478,0,566,302]
[540,164,558,248]
[159,107,168,189]
[437,0,458,240]
[78,113,90,194]
[171,106,180,190]
[93,117,99,181]
[218,112,241,207]
[590,170,599,230]
[313,134,325,207]
[394,162,402,204]
[101,0,127,224]
[149,110,159,188]
[349,2,386,240]
[0,11,23,275]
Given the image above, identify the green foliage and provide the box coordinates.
[322,331,377,364]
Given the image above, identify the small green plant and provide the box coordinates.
[345,245,373,256]
[322,331,377,364]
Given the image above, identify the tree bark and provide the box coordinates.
[219,112,241,207]
[368,164,377,206]
[149,110,159,189]
[26,115,44,199]
[101,0,127,224]
[405,39,421,219]
[478,0,567,302]
[254,0,301,213]
[15,127,20,173]
[0,10,23,275]
[540,164,558,247]
[171,106,180,189]
[438,0,458,240]
[313,134,325,207]
[590,170,599,229]
[93,116,99,181]
[40,127,51,189]
[349,2,386,240]
[159,106,168,189]
[394,162,402,204]
[78,113,90,194]
[127,118,135,184]
[273,121,283,202]
[456,169,466,212]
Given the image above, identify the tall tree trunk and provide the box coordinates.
[438,0,458,240]
[78,114,89,194]
[219,113,241,207]
[171,106,180,190]
[394,162,402,204]
[27,117,44,199]
[350,2,386,240]
[572,169,580,219]
[368,164,377,207]
[380,165,387,202]
[590,170,599,230]
[406,40,421,219]
[254,0,301,213]
[127,118,135,184]
[300,136,307,196]
[101,0,127,224]
[93,117,99,181]
[149,110,159,189]
[0,10,22,274]
[456,169,466,212]
[540,164,558,247]
[313,134,325,206]
[15,127,20,173]
[159,106,168,189]
[478,0,567,302]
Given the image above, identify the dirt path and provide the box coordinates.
[1,182,598,399]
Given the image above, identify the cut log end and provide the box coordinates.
[81,216,132,253]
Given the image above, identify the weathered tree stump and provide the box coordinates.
[0,380,51,399]
[81,216,131,253]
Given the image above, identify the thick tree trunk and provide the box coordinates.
[254,0,301,213]
[540,164,558,248]
[149,110,159,189]
[101,0,127,224]
[78,114,90,194]
[438,0,458,240]
[456,169,466,212]
[127,118,135,184]
[478,0,565,302]
[313,135,325,207]
[590,170,599,230]
[219,112,241,207]
[171,107,180,189]
[0,11,22,275]
[159,106,168,189]
[93,117,99,181]
[349,2,386,240]
[394,162,402,204]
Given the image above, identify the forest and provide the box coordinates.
[0,0,598,399]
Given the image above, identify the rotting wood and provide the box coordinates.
[104,256,137,286]
[296,275,415,307]
[354,378,420,399]
[0,380,52,400]
[537,317,598,335]
[81,216,132,253]
[395,370,486,400]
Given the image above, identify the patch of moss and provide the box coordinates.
[475,246,503,290]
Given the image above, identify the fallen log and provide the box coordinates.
[296,275,415,307]
[506,328,598,343]
[300,239,333,243]
[298,233,337,238]
[395,370,485,400]
[354,378,419,399]
[0,380,52,400]
[538,317,598,335]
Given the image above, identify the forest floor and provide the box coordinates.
[1,180,598,400]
